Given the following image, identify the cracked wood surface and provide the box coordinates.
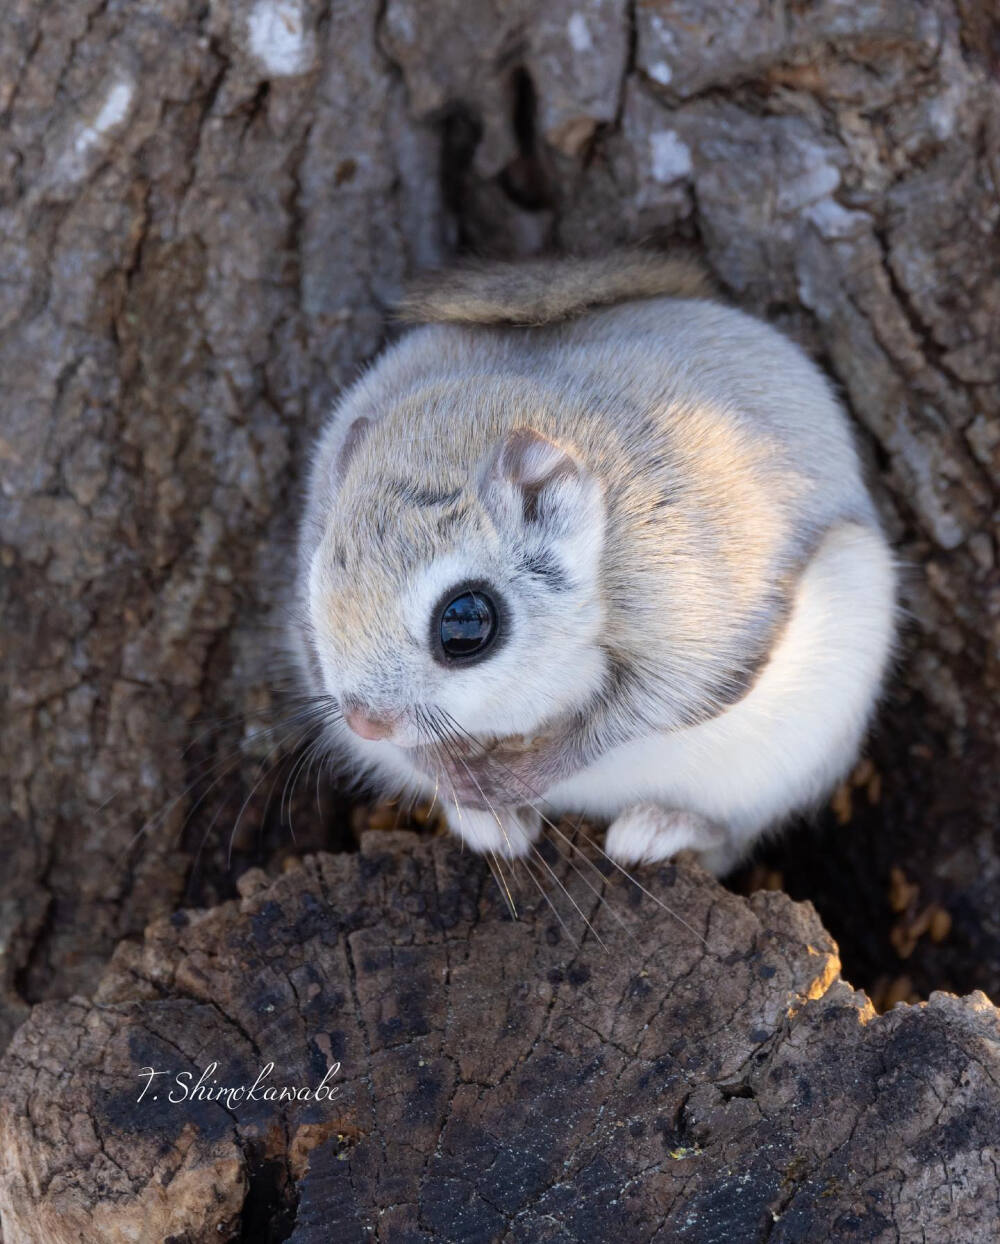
[1,832,998,1242]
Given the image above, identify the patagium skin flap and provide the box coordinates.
[293,251,896,876]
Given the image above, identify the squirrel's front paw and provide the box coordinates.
[445,804,541,858]
[605,803,737,875]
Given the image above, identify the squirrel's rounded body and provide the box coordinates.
[294,254,895,874]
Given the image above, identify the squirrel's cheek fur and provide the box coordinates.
[307,519,609,750]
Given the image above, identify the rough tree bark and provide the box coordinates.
[1,0,999,1238]
[2,832,999,1243]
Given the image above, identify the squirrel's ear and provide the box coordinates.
[333,416,371,484]
[480,427,582,522]
[479,427,604,546]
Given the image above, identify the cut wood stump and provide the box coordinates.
[1,831,998,1243]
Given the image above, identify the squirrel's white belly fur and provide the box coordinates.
[545,521,895,873]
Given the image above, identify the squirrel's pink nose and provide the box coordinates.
[344,706,396,741]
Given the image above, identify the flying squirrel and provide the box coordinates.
[293,251,896,876]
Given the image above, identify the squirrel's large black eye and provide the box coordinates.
[437,588,499,662]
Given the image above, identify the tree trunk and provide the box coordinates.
[2,0,999,1238]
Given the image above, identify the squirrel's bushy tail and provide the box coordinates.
[396,249,712,327]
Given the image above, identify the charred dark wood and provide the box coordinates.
[1,832,998,1242]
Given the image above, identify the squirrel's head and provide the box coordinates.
[296,377,609,759]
